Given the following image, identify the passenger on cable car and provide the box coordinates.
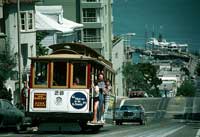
[91,81,100,123]
[36,72,47,85]
[103,79,112,120]
[97,73,105,123]
[73,77,80,86]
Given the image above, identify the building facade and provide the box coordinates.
[0,0,6,53]
[81,0,113,60]
[3,1,36,104]
[112,38,126,96]
[39,0,113,61]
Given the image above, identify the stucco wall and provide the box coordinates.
[112,39,125,96]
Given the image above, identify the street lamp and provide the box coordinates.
[122,33,136,61]
[122,33,136,47]
[120,33,136,96]
[17,0,22,103]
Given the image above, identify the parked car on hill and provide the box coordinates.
[0,99,25,132]
[115,105,145,125]
[128,91,148,98]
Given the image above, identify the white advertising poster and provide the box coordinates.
[67,89,89,113]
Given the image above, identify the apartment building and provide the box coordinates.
[39,0,113,61]
[81,0,113,60]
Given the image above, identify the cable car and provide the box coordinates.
[25,43,115,131]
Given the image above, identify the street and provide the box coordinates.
[0,119,200,137]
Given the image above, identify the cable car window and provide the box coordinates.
[72,63,87,86]
[34,62,48,86]
[53,62,67,86]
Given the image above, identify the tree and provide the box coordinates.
[195,63,200,77]
[180,67,190,76]
[177,80,196,97]
[112,35,121,44]
[36,44,49,56]
[36,31,49,56]
[122,63,162,97]
[0,52,16,101]
[137,63,162,96]
[122,63,147,93]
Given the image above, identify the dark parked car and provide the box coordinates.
[115,105,145,125]
[0,99,25,131]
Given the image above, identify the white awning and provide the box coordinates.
[35,11,73,33]
[62,18,83,30]
[35,5,83,33]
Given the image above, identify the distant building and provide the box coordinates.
[38,0,113,61]
[157,62,186,97]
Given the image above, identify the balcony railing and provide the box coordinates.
[3,0,39,4]
[83,17,98,23]
[83,36,101,42]
[82,0,101,2]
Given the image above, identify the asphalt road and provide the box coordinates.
[1,119,200,137]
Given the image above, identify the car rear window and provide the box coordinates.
[121,106,141,110]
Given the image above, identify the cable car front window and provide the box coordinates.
[34,62,48,86]
[53,62,67,86]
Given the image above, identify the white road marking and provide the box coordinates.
[0,133,13,137]
[124,125,185,137]
[159,125,186,137]
[95,126,142,137]
[196,129,200,137]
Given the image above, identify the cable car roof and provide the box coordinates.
[31,43,114,72]
[49,42,103,58]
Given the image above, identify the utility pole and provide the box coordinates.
[145,24,148,50]
[17,0,22,103]
[152,24,155,50]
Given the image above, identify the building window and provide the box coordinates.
[83,28,101,42]
[28,12,33,29]
[115,53,118,58]
[104,5,107,16]
[20,11,34,32]
[83,8,99,22]
[21,13,26,31]
[21,44,28,67]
